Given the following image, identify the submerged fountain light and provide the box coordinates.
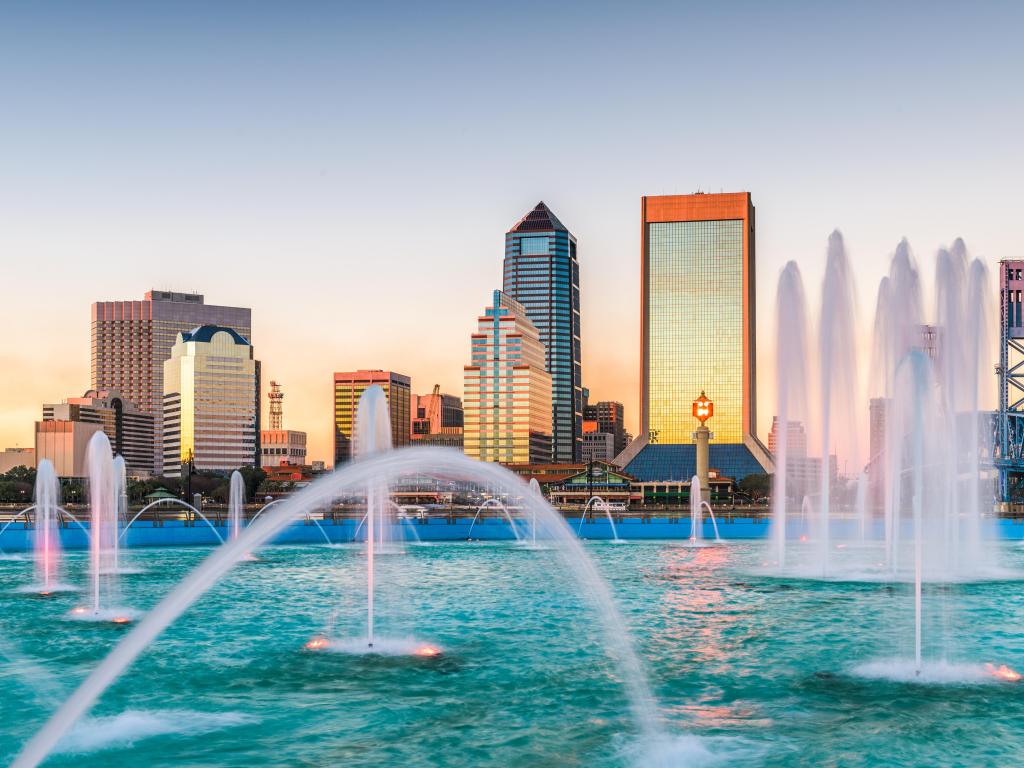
[304,636,328,651]
[985,663,1022,683]
[414,644,441,657]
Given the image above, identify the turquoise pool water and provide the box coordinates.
[2,540,1023,766]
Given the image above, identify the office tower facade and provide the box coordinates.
[619,192,769,482]
[583,400,627,456]
[582,431,616,464]
[162,326,257,476]
[91,290,251,474]
[43,389,155,475]
[767,418,808,459]
[503,202,582,463]
[411,389,464,449]
[464,290,552,464]
[333,370,411,464]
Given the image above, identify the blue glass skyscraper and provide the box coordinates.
[503,202,582,463]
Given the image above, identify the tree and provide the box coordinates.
[738,473,772,501]
[238,466,267,501]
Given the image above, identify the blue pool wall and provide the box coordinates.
[2,516,1024,551]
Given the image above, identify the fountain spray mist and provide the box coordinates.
[817,232,859,575]
[228,471,245,541]
[32,460,62,592]
[771,261,808,568]
[354,386,393,648]
[86,433,116,613]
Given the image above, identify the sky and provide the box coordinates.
[1,1,1022,466]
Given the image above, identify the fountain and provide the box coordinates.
[769,234,1002,583]
[761,233,1016,686]
[228,471,244,541]
[26,460,69,594]
[529,478,541,546]
[577,496,623,542]
[687,477,721,545]
[112,456,127,573]
[467,498,522,542]
[12,393,666,768]
[71,433,137,623]
[816,231,860,576]
[770,261,809,568]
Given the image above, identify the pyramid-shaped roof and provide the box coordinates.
[508,201,569,234]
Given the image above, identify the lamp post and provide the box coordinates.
[692,391,714,502]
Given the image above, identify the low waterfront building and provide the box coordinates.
[0,448,35,474]
[43,389,155,476]
[34,420,104,478]
[260,429,308,467]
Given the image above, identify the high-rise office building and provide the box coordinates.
[91,290,251,474]
[464,290,552,464]
[503,202,582,463]
[583,400,627,456]
[162,326,257,476]
[767,418,807,459]
[43,389,155,475]
[618,192,770,482]
[411,389,464,449]
[333,370,411,464]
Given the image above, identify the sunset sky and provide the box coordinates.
[1,2,1021,466]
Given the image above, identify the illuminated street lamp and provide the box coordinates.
[692,391,714,501]
[692,391,713,425]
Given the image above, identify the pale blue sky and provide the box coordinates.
[1,1,1021,462]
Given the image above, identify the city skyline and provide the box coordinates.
[2,3,1021,466]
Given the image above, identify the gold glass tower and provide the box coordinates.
[641,192,757,445]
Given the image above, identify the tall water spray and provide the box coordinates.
[962,256,992,565]
[771,261,809,568]
[817,232,859,574]
[32,460,62,592]
[354,385,394,648]
[112,456,127,573]
[228,471,245,540]
[86,433,117,614]
[689,477,704,543]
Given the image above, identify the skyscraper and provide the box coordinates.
[333,370,411,465]
[162,326,257,476]
[583,399,627,456]
[503,202,581,463]
[619,192,770,482]
[464,290,552,464]
[91,290,251,474]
